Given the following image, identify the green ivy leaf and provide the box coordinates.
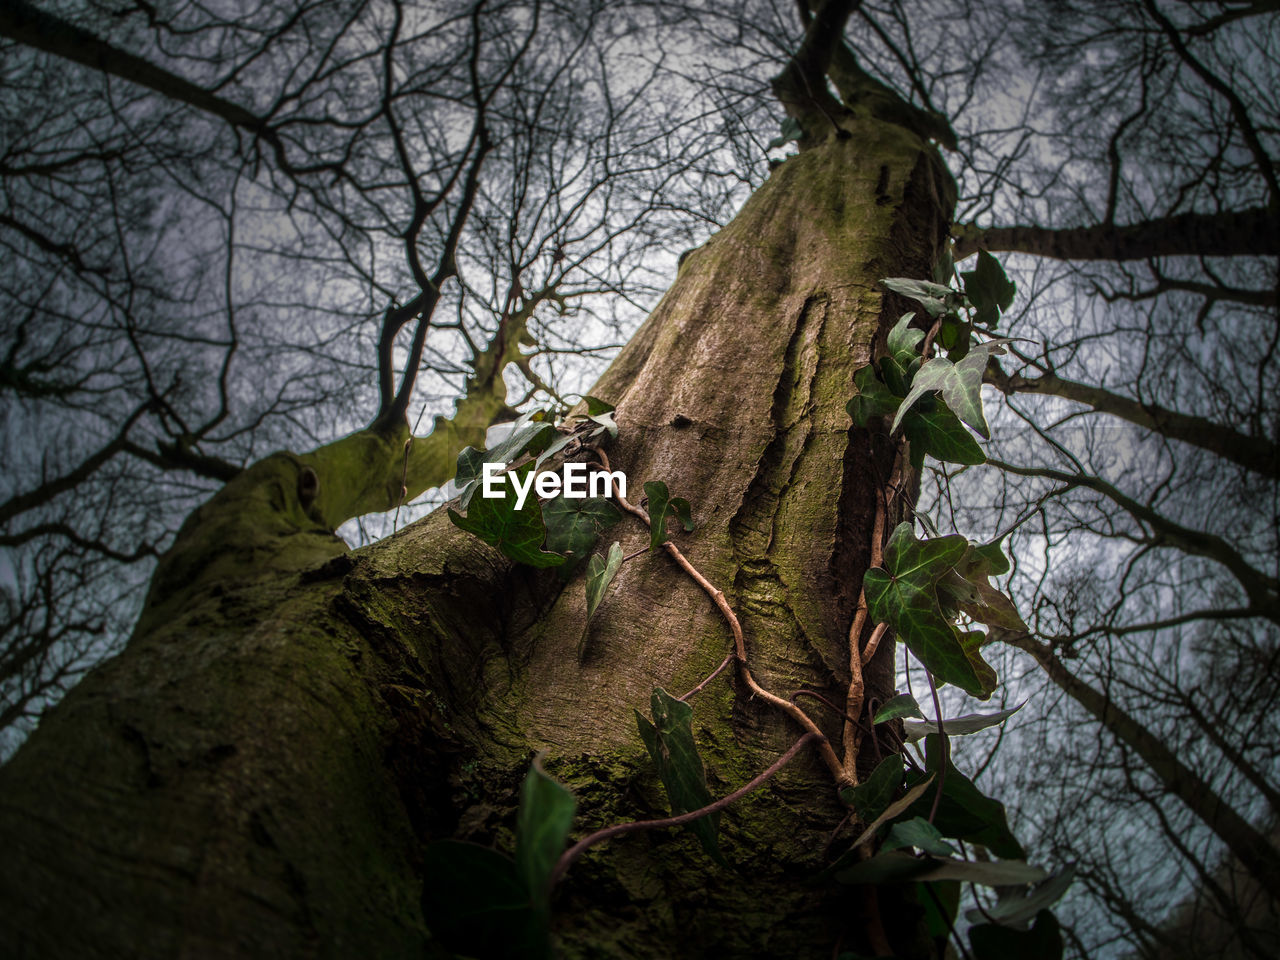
[961,250,1016,329]
[420,840,546,960]
[953,542,1026,631]
[887,312,925,364]
[971,538,1011,577]
[864,523,996,699]
[542,496,621,560]
[451,412,559,510]
[581,395,615,416]
[487,413,558,466]
[635,687,723,863]
[879,353,911,397]
[835,848,937,885]
[917,880,961,940]
[643,480,693,552]
[932,249,955,287]
[893,354,986,438]
[454,445,487,510]
[839,754,904,821]
[873,693,925,724]
[882,277,955,318]
[901,703,1023,743]
[901,405,986,466]
[970,909,1063,960]
[766,116,804,150]
[904,734,1025,858]
[965,866,1075,930]
[835,850,1045,887]
[515,757,577,906]
[882,817,958,857]
[532,431,579,470]
[847,365,901,428]
[448,465,566,568]
[585,541,624,621]
[892,339,1012,439]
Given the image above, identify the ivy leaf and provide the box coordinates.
[766,116,804,150]
[873,693,925,724]
[585,541,624,621]
[839,754,904,821]
[849,775,935,849]
[815,775,936,884]
[835,849,936,885]
[864,523,996,699]
[965,865,1075,930]
[901,703,1023,743]
[847,365,901,428]
[924,858,1047,885]
[644,480,694,552]
[962,582,1028,632]
[420,840,546,960]
[961,250,1016,328]
[635,687,723,862]
[879,353,914,397]
[932,249,955,287]
[881,277,955,318]
[953,541,1026,631]
[533,431,579,470]
[581,395,615,416]
[904,734,1024,858]
[454,445,487,510]
[587,409,618,439]
[486,413,558,466]
[901,405,986,466]
[972,539,1011,577]
[515,757,577,906]
[887,312,924,364]
[835,850,1045,887]
[452,413,558,509]
[917,880,961,940]
[969,909,1063,960]
[542,496,621,560]
[891,339,1012,439]
[882,817,959,857]
[448,465,566,568]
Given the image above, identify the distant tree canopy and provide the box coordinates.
[0,1,1277,957]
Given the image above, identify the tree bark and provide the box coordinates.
[0,124,954,959]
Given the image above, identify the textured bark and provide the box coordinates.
[0,123,954,959]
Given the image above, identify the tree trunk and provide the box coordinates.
[0,124,954,959]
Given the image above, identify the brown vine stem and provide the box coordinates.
[677,650,734,702]
[841,484,889,780]
[591,447,848,785]
[550,732,826,887]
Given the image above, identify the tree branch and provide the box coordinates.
[0,0,330,176]
[1007,632,1280,899]
[988,365,1279,477]
[954,206,1280,261]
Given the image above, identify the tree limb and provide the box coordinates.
[954,206,1280,261]
[989,365,1279,477]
